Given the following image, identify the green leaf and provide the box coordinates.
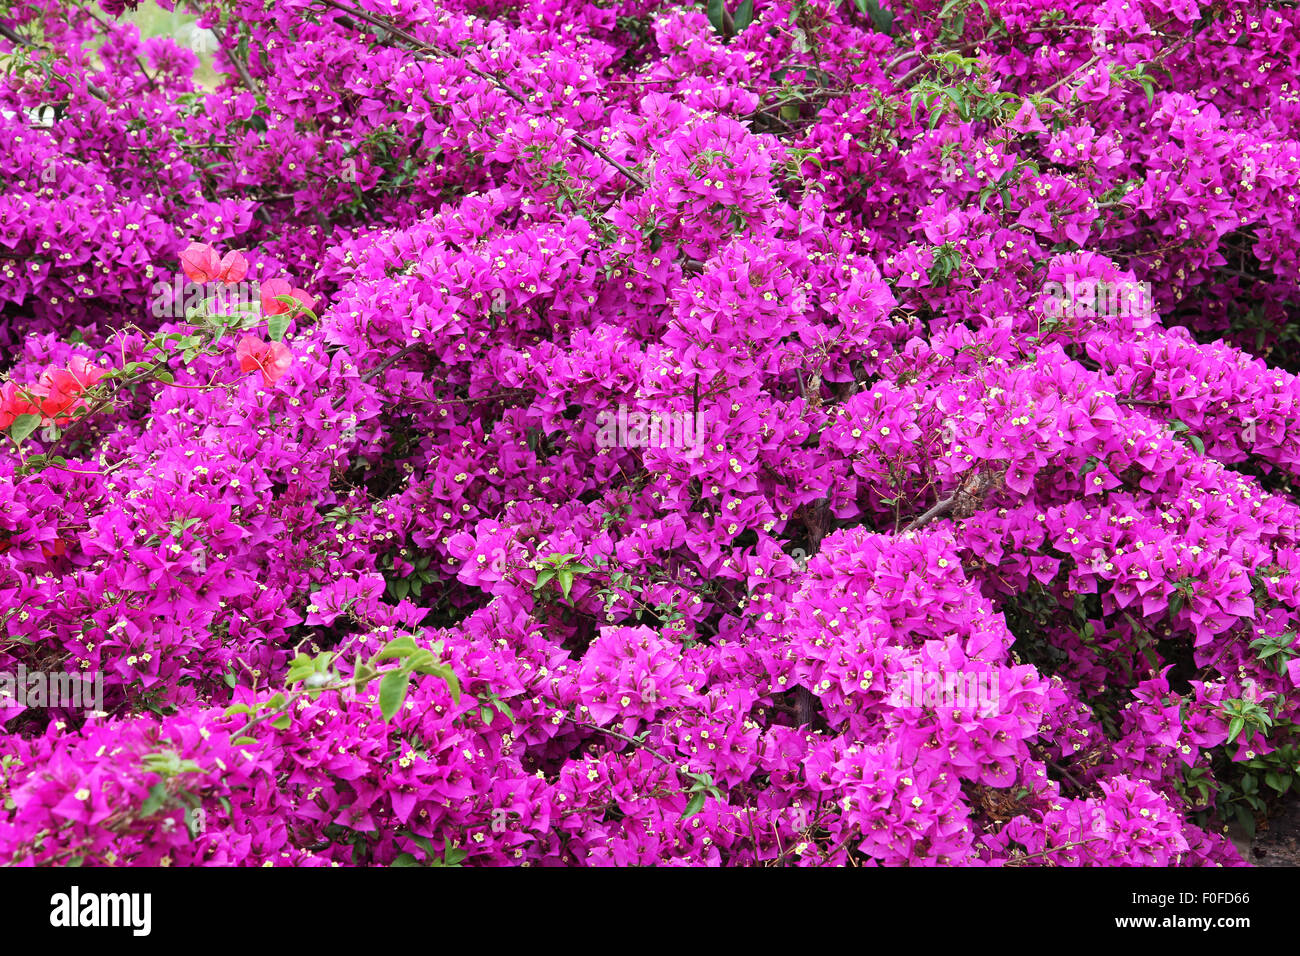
[267,310,289,342]
[942,86,966,118]
[1168,592,1184,618]
[9,413,40,445]
[706,0,725,34]
[156,369,174,385]
[270,713,292,730]
[1079,455,1100,477]
[1227,715,1246,744]
[557,569,574,600]
[140,782,169,817]
[408,653,441,676]
[376,635,418,660]
[861,0,894,33]
[927,244,960,284]
[430,847,467,867]
[734,0,754,30]
[285,654,317,684]
[406,649,436,673]
[681,792,707,819]
[1188,434,1205,456]
[428,663,461,704]
[379,670,411,721]
[392,853,421,867]
[534,569,556,592]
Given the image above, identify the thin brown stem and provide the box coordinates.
[316,0,647,190]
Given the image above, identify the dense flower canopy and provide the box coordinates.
[0,0,1298,866]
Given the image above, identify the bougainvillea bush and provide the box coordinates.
[1,0,1299,867]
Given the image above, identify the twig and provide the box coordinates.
[902,494,955,532]
[358,342,420,385]
[80,6,160,93]
[315,0,647,190]
[1117,397,1166,407]
[0,21,29,47]
[568,718,677,767]
[1005,836,1103,865]
[0,23,110,101]
[210,21,259,94]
